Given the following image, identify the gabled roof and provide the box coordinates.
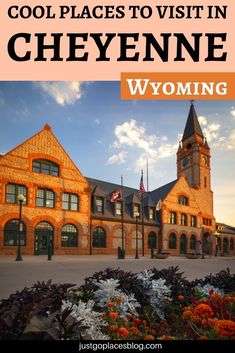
[150,180,178,203]
[143,195,156,207]
[182,103,204,140]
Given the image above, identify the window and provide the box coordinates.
[190,216,197,227]
[61,224,78,247]
[4,219,26,246]
[92,227,106,248]
[6,184,27,204]
[33,159,59,176]
[95,197,104,213]
[169,233,177,249]
[178,195,188,205]
[36,189,54,208]
[116,202,122,215]
[190,235,196,249]
[149,208,154,220]
[204,177,207,188]
[133,204,140,217]
[181,214,187,226]
[148,232,157,249]
[169,211,177,224]
[62,193,79,211]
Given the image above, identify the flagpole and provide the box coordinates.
[147,158,149,192]
[141,170,145,257]
[121,175,124,255]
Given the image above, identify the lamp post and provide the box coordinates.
[201,224,205,259]
[135,212,140,259]
[15,194,26,262]
[213,231,220,256]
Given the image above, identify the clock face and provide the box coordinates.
[182,156,189,168]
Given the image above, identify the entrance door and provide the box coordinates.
[34,221,54,255]
[180,234,187,255]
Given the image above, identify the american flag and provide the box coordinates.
[139,171,146,197]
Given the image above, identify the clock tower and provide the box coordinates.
[177,102,211,191]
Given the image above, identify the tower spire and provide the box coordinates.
[182,102,204,141]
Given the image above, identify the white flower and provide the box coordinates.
[195,284,224,297]
[94,278,140,317]
[137,269,154,287]
[61,300,109,340]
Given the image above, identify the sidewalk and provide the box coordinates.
[0,255,234,300]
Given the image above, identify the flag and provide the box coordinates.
[139,172,146,197]
[110,190,122,203]
[156,199,162,211]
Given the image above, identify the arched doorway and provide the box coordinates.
[180,234,187,255]
[223,238,228,254]
[34,221,54,255]
[202,233,211,256]
[148,232,157,249]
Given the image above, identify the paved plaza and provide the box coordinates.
[0,255,234,300]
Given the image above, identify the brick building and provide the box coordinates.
[0,103,234,257]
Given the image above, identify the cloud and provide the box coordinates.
[198,115,221,143]
[108,119,178,171]
[226,130,235,150]
[94,118,100,124]
[35,81,83,106]
[230,109,235,118]
[107,151,127,165]
[15,107,30,121]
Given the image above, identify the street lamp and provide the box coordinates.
[201,224,205,259]
[213,231,220,256]
[15,194,26,261]
[135,212,140,259]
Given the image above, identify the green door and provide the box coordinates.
[34,222,54,255]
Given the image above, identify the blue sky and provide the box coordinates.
[0,81,234,226]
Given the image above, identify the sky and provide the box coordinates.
[0,81,234,226]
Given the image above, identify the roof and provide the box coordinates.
[86,177,161,225]
[150,180,178,203]
[182,103,204,140]
[216,222,235,235]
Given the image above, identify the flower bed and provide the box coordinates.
[0,267,234,340]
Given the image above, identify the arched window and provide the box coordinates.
[61,224,78,247]
[4,219,26,246]
[148,232,157,249]
[230,239,234,251]
[190,234,196,250]
[169,233,177,249]
[178,195,188,205]
[92,227,106,248]
[33,159,59,176]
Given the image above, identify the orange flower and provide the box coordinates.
[144,335,155,340]
[133,317,142,325]
[109,312,119,320]
[119,327,129,337]
[106,301,115,308]
[194,303,214,319]
[213,320,235,338]
[183,309,193,321]
[198,335,208,340]
[130,326,140,335]
[178,295,185,301]
[110,325,119,332]
[210,292,221,303]
[158,335,175,340]
[126,313,132,319]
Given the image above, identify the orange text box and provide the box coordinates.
[121,72,235,100]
